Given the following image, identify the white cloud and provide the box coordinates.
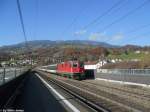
[88,32,124,43]
[111,33,124,41]
[88,32,108,41]
[74,30,87,36]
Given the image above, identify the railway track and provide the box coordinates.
[80,80,150,105]
[48,79,109,112]
[83,80,150,97]
[64,79,150,110]
[60,79,150,111]
[37,70,150,112]
[38,72,109,112]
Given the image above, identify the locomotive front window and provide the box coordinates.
[73,63,78,67]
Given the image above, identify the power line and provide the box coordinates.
[98,0,150,33]
[126,31,150,42]
[16,0,28,50]
[105,22,150,44]
[111,31,150,45]
[82,0,125,30]
[34,0,39,40]
[17,0,33,67]
[61,13,82,35]
[91,0,129,31]
[104,23,150,43]
[109,0,129,15]
[112,23,150,40]
[125,23,150,34]
[98,0,150,43]
[61,4,88,36]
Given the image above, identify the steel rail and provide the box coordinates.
[48,78,110,112]
[37,70,144,112]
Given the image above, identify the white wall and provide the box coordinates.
[84,65,97,70]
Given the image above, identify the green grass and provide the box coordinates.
[107,52,150,61]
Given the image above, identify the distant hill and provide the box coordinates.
[0,40,150,67]
[15,40,119,48]
[0,40,119,53]
[121,44,142,51]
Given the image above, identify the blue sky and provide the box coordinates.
[0,0,150,46]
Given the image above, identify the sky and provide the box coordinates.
[0,0,150,46]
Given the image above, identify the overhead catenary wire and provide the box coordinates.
[125,31,150,43]
[109,0,129,15]
[16,0,28,49]
[125,23,150,34]
[117,23,150,43]
[86,0,129,33]
[61,3,89,37]
[82,0,125,30]
[61,12,83,36]
[16,0,32,66]
[60,2,90,61]
[34,0,39,40]
[108,23,150,42]
[95,0,150,43]
[98,0,150,33]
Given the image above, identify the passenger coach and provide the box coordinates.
[41,61,85,80]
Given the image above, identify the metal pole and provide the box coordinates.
[20,68,21,75]
[15,68,17,78]
[3,68,5,84]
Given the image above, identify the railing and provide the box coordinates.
[97,69,150,76]
[0,67,28,86]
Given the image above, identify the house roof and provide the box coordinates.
[84,61,98,65]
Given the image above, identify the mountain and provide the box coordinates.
[60,40,119,48]
[0,40,119,53]
[14,40,119,48]
[0,40,149,66]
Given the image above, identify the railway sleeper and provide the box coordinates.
[49,77,140,112]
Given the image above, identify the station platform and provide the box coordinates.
[0,71,94,112]
[0,72,66,112]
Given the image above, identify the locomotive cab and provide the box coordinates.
[71,61,85,80]
[56,61,85,80]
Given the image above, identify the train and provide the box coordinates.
[40,61,85,80]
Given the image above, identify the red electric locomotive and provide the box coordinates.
[57,61,85,80]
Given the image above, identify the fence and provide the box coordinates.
[97,69,150,76]
[0,67,27,86]
[95,69,150,84]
